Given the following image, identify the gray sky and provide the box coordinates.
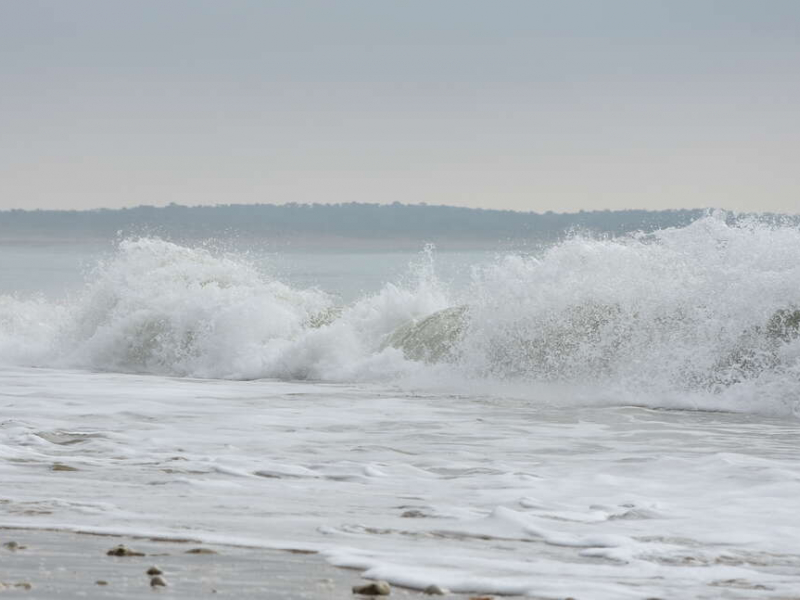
[2,0,799,213]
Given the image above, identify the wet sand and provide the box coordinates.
[0,528,474,599]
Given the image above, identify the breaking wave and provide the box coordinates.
[2,213,800,417]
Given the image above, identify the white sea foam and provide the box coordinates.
[2,214,800,416]
[453,213,800,416]
[0,238,446,380]
[1,368,798,599]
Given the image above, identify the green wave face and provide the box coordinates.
[382,306,468,364]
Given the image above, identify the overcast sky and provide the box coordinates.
[2,0,799,213]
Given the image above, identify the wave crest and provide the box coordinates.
[3,215,800,416]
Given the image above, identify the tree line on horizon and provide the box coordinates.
[0,202,776,241]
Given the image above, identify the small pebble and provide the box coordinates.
[12,583,32,591]
[106,544,145,557]
[353,581,391,596]
[150,575,168,587]
[146,566,163,576]
[51,463,79,472]
[185,547,217,554]
[424,584,448,595]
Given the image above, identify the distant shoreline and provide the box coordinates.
[0,203,793,245]
[0,202,704,239]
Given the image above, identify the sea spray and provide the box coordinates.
[448,213,800,415]
[0,237,448,380]
[462,217,799,373]
[2,215,800,415]
[0,294,65,365]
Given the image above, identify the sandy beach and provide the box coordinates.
[0,527,478,599]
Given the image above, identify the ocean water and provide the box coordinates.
[1,214,800,599]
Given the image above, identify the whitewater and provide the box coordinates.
[2,214,800,599]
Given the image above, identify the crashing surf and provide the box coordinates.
[2,213,800,416]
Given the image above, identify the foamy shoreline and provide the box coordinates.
[0,527,468,599]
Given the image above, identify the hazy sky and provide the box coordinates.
[2,1,799,213]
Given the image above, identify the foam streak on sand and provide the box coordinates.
[1,368,800,599]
